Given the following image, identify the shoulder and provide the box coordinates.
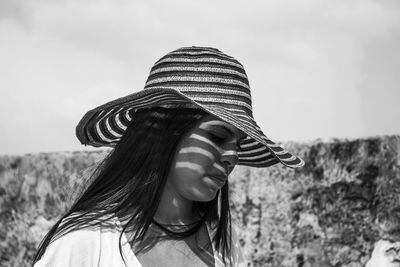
[207,220,250,266]
[231,222,250,267]
[34,228,103,267]
[34,214,126,267]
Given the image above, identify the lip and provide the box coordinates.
[209,174,227,187]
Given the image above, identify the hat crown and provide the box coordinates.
[144,46,253,117]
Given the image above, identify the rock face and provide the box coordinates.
[0,135,399,267]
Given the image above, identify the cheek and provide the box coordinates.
[167,139,223,200]
[170,158,208,188]
[173,162,203,180]
[175,144,217,170]
[169,160,219,201]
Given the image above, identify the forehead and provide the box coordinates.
[197,114,245,138]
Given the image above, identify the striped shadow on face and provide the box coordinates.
[173,119,242,177]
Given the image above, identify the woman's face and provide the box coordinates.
[166,114,245,202]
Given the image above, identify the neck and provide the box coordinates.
[154,182,200,225]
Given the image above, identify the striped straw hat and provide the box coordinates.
[76,46,304,168]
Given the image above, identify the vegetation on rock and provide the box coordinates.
[0,136,399,267]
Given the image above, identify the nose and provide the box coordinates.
[220,146,238,171]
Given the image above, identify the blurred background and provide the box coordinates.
[0,0,400,266]
[1,0,399,155]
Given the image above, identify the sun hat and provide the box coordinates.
[76,46,304,168]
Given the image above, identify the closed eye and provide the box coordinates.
[209,133,227,143]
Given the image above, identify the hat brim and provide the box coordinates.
[76,88,304,168]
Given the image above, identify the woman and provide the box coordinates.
[32,46,304,266]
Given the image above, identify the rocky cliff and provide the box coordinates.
[0,135,399,267]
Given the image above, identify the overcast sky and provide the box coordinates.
[0,0,399,155]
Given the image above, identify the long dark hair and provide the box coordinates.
[33,106,233,265]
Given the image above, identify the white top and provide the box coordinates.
[34,216,248,267]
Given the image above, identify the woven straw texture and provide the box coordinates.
[76,46,304,168]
